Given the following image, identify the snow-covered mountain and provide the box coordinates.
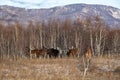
[0,4,120,27]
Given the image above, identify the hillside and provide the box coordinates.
[0,4,120,27]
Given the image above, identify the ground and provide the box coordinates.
[0,54,120,80]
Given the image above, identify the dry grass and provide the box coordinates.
[0,54,120,80]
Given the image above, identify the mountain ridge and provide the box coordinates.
[0,4,120,27]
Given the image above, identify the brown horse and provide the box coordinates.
[25,47,47,58]
[67,48,81,57]
[84,47,92,67]
[85,48,92,60]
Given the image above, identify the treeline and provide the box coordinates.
[0,16,120,59]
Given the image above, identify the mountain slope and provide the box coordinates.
[0,4,120,27]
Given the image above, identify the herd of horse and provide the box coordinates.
[25,47,92,61]
[25,47,60,58]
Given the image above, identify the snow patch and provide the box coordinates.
[82,8,89,13]
[109,9,120,19]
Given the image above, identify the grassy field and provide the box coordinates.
[0,54,120,80]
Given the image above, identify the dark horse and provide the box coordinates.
[47,48,59,58]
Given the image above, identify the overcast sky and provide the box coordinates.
[0,0,120,9]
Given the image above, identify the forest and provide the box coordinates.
[0,16,120,59]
